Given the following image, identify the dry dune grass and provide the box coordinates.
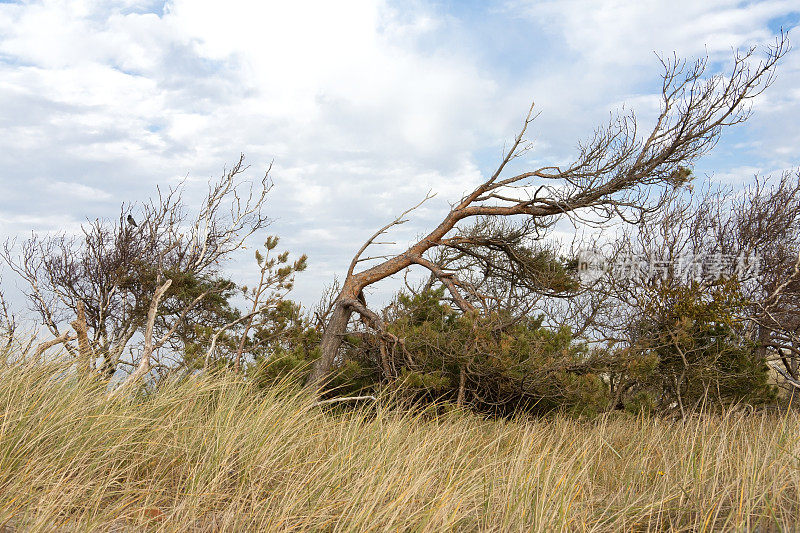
[0,361,798,532]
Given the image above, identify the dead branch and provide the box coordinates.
[70,300,93,373]
[111,278,172,394]
[33,330,76,359]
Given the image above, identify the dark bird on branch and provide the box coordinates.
[126,215,138,228]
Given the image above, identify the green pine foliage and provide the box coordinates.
[329,288,610,416]
[621,278,776,413]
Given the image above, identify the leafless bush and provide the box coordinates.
[1,155,273,390]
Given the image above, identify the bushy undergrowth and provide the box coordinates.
[255,285,777,418]
[1,362,799,531]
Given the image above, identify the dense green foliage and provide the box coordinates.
[242,279,776,417]
[613,279,776,415]
[381,288,608,416]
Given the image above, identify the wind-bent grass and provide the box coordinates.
[0,362,798,532]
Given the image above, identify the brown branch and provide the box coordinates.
[412,256,476,313]
[70,300,93,374]
[347,191,435,278]
[111,279,172,395]
[33,331,76,359]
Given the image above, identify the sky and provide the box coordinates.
[0,0,799,313]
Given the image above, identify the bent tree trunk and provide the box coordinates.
[304,41,786,389]
[306,288,358,386]
[305,207,474,388]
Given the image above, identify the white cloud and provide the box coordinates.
[515,0,793,66]
[46,181,112,200]
[0,0,509,307]
[0,0,798,310]
[506,0,800,176]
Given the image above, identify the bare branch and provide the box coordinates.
[347,191,435,278]
[112,278,172,394]
[33,331,76,359]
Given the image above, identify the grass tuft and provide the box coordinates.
[0,361,798,531]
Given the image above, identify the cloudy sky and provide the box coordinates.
[1,0,798,310]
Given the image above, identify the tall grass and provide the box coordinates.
[0,362,798,531]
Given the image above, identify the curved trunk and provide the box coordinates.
[305,212,467,389]
[306,293,356,388]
